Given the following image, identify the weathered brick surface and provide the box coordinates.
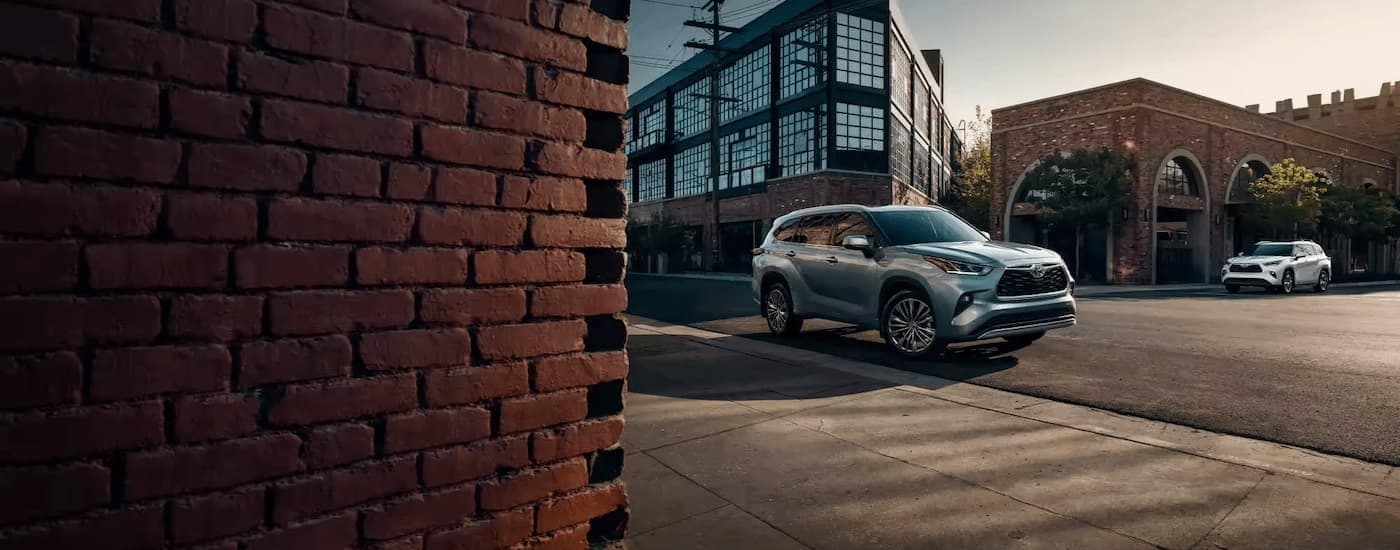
[0,0,630,547]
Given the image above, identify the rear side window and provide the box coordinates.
[773,218,803,242]
[801,215,836,246]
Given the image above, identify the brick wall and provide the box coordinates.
[0,0,631,548]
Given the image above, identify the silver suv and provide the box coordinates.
[752,205,1076,357]
[1222,240,1331,294]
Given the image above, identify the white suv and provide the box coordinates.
[1222,240,1331,294]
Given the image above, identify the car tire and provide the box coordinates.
[1279,269,1295,294]
[881,289,947,358]
[1225,284,1241,294]
[762,281,803,337]
[1005,331,1046,346]
[1314,269,1330,292]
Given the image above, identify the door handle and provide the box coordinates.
[785,251,797,258]
[824,256,839,264]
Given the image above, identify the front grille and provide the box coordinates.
[996,265,1069,297]
[1229,264,1263,273]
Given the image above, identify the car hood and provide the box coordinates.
[897,241,1062,266]
[1228,255,1289,264]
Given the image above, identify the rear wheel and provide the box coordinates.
[762,282,803,336]
[1005,331,1046,346]
[1225,284,1241,294]
[881,290,946,358]
[1314,269,1330,292]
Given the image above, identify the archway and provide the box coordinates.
[1224,156,1271,258]
[1003,155,1113,283]
[1151,150,1210,283]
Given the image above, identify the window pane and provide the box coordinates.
[836,103,885,152]
[831,213,873,245]
[835,13,885,89]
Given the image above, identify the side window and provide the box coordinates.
[830,213,874,246]
[802,214,836,246]
[773,218,802,242]
[1312,244,1325,256]
[1293,245,1306,257]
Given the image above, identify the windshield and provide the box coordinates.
[871,209,988,246]
[1251,243,1294,257]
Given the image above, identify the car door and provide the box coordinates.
[786,214,838,313]
[804,212,880,321]
[1293,244,1318,283]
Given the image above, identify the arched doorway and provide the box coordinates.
[1003,158,1112,283]
[1153,151,1210,283]
[1224,156,1271,257]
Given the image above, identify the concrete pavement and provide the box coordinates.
[623,319,1400,549]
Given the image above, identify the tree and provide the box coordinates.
[1019,148,1133,279]
[944,107,992,228]
[1246,158,1328,238]
[1319,186,1397,242]
[626,216,693,273]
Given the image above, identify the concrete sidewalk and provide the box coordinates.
[622,320,1400,549]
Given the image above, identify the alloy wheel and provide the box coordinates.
[1282,271,1294,293]
[887,297,936,354]
[765,288,789,332]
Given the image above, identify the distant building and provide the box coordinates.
[991,78,1399,285]
[625,0,960,272]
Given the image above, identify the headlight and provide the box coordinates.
[924,256,994,276]
[1263,260,1283,266]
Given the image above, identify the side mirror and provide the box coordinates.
[1237,252,1245,257]
[842,235,872,251]
[980,230,991,240]
[1294,255,1305,260]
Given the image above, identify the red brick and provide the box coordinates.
[529,525,589,550]
[126,434,302,499]
[477,458,587,512]
[313,154,382,197]
[421,436,529,487]
[168,193,259,241]
[264,4,413,71]
[17,0,161,21]
[373,535,424,550]
[387,163,432,199]
[558,3,627,50]
[423,41,525,95]
[263,99,414,156]
[418,208,526,246]
[356,247,469,285]
[34,126,181,182]
[0,295,161,353]
[169,89,252,139]
[188,143,308,192]
[268,290,415,336]
[532,417,625,463]
[474,92,584,141]
[91,19,228,86]
[0,59,159,129]
[361,329,471,370]
[531,285,627,319]
[533,352,628,393]
[170,487,265,543]
[0,4,79,62]
[237,51,349,103]
[169,295,264,341]
[0,182,160,238]
[531,215,627,248]
[244,514,358,550]
[352,0,468,43]
[267,373,416,426]
[0,506,163,550]
[271,457,417,523]
[0,241,79,293]
[385,408,490,456]
[421,288,527,326]
[537,70,627,114]
[0,401,163,462]
[0,352,82,410]
[357,68,468,123]
[268,198,414,243]
[173,393,259,443]
[421,124,525,169]
[175,0,258,41]
[473,250,586,285]
[536,483,626,533]
[424,363,528,407]
[303,423,374,469]
[431,166,498,206]
[0,120,24,173]
[500,176,587,213]
[277,0,348,14]
[478,321,586,361]
[240,336,352,387]
[86,243,229,290]
[425,507,533,550]
[363,486,476,541]
[535,142,627,180]
[452,0,528,21]
[498,389,588,435]
[235,245,350,289]
[469,14,584,71]
[0,462,109,526]
[90,345,231,402]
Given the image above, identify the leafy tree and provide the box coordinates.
[1246,158,1328,238]
[1020,148,1133,279]
[944,107,992,228]
[625,216,693,272]
[1319,186,1397,242]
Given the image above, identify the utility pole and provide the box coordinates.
[684,1,739,271]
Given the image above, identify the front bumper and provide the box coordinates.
[942,291,1077,342]
[1222,267,1283,287]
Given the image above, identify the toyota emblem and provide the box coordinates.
[1030,264,1046,278]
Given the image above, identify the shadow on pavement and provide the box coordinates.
[1079,283,1398,301]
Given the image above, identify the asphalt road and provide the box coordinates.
[626,274,1400,466]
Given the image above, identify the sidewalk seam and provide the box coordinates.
[1187,471,1268,550]
[638,449,815,549]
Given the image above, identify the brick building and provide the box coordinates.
[626,0,961,272]
[0,0,630,548]
[990,78,1399,285]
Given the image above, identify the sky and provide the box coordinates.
[628,0,1400,131]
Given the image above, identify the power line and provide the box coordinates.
[636,0,700,7]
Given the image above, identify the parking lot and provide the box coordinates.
[626,275,1400,465]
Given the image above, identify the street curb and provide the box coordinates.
[629,319,1400,502]
[627,272,752,282]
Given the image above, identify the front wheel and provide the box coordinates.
[762,282,803,336]
[881,290,946,358]
[1314,269,1330,292]
[1279,270,1296,294]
